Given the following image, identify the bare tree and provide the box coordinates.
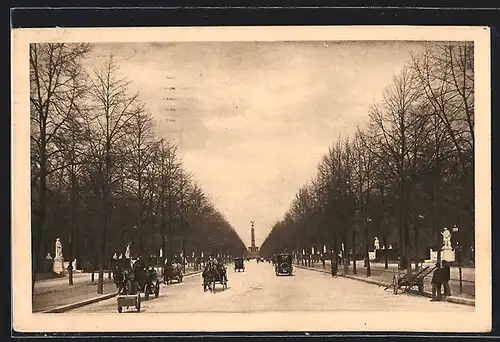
[30,43,91,292]
[124,109,156,254]
[84,54,140,294]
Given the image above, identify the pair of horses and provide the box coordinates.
[112,259,159,299]
[202,262,228,293]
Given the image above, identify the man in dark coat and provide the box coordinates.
[431,262,443,301]
[441,260,451,298]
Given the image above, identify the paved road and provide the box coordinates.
[71,261,473,313]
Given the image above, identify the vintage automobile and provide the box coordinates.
[275,253,294,276]
[163,257,184,285]
[163,258,184,285]
[234,257,245,272]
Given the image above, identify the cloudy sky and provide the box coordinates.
[86,40,433,247]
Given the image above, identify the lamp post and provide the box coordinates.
[452,224,462,293]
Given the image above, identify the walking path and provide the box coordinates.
[296,260,475,302]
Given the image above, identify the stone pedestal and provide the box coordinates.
[428,249,438,262]
[368,251,376,261]
[426,248,455,263]
[441,247,455,262]
[53,257,65,274]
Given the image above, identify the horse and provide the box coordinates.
[202,262,227,293]
[112,262,126,293]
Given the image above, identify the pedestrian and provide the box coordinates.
[442,260,451,298]
[331,259,338,277]
[431,262,443,302]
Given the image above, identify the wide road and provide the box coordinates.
[72,261,473,313]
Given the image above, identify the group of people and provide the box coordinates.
[431,260,451,301]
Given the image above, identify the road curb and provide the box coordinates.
[42,270,204,313]
[42,292,119,313]
[296,265,475,307]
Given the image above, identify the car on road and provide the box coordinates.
[234,257,245,272]
[275,253,294,276]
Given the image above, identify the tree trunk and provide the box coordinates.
[32,150,47,296]
[352,232,357,275]
[365,224,371,277]
[383,235,388,269]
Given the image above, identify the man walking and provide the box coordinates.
[431,262,443,302]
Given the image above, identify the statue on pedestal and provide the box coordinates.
[53,238,65,274]
[55,238,63,259]
[374,237,380,250]
[441,228,452,249]
[125,243,131,259]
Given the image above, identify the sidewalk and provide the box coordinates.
[33,272,117,312]
[296,260,475,301]
[33,266,201,313]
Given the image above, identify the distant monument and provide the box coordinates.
[53,238,65,274]
[374,237,380,250]
[247,221,259,258]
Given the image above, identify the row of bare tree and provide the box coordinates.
[260,43,474,273]
[30,43,246,293]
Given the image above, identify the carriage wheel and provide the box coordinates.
[117,304,122,313]
[144,285,150,301]
[179,275,183,283]
[392,276,398,295]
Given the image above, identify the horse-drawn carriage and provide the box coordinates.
[202,262,228,293]
[112,258,161,313]
[275,253,294,276]
[163,257,184,284]
[234,257,245,272]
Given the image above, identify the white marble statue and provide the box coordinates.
[388,245,393,249]
[118,253,123,259]
[45,253,52,260]
[125,243,131,259]
[112,253,118,260]
[55,238,63,259]
[159,248,163,258]
[341,242,345,252]
[441,228,452,248]
[374,237,380,250]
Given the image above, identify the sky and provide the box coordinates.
[85,40,433,247]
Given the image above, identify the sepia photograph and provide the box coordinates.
[12,26,491,333]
